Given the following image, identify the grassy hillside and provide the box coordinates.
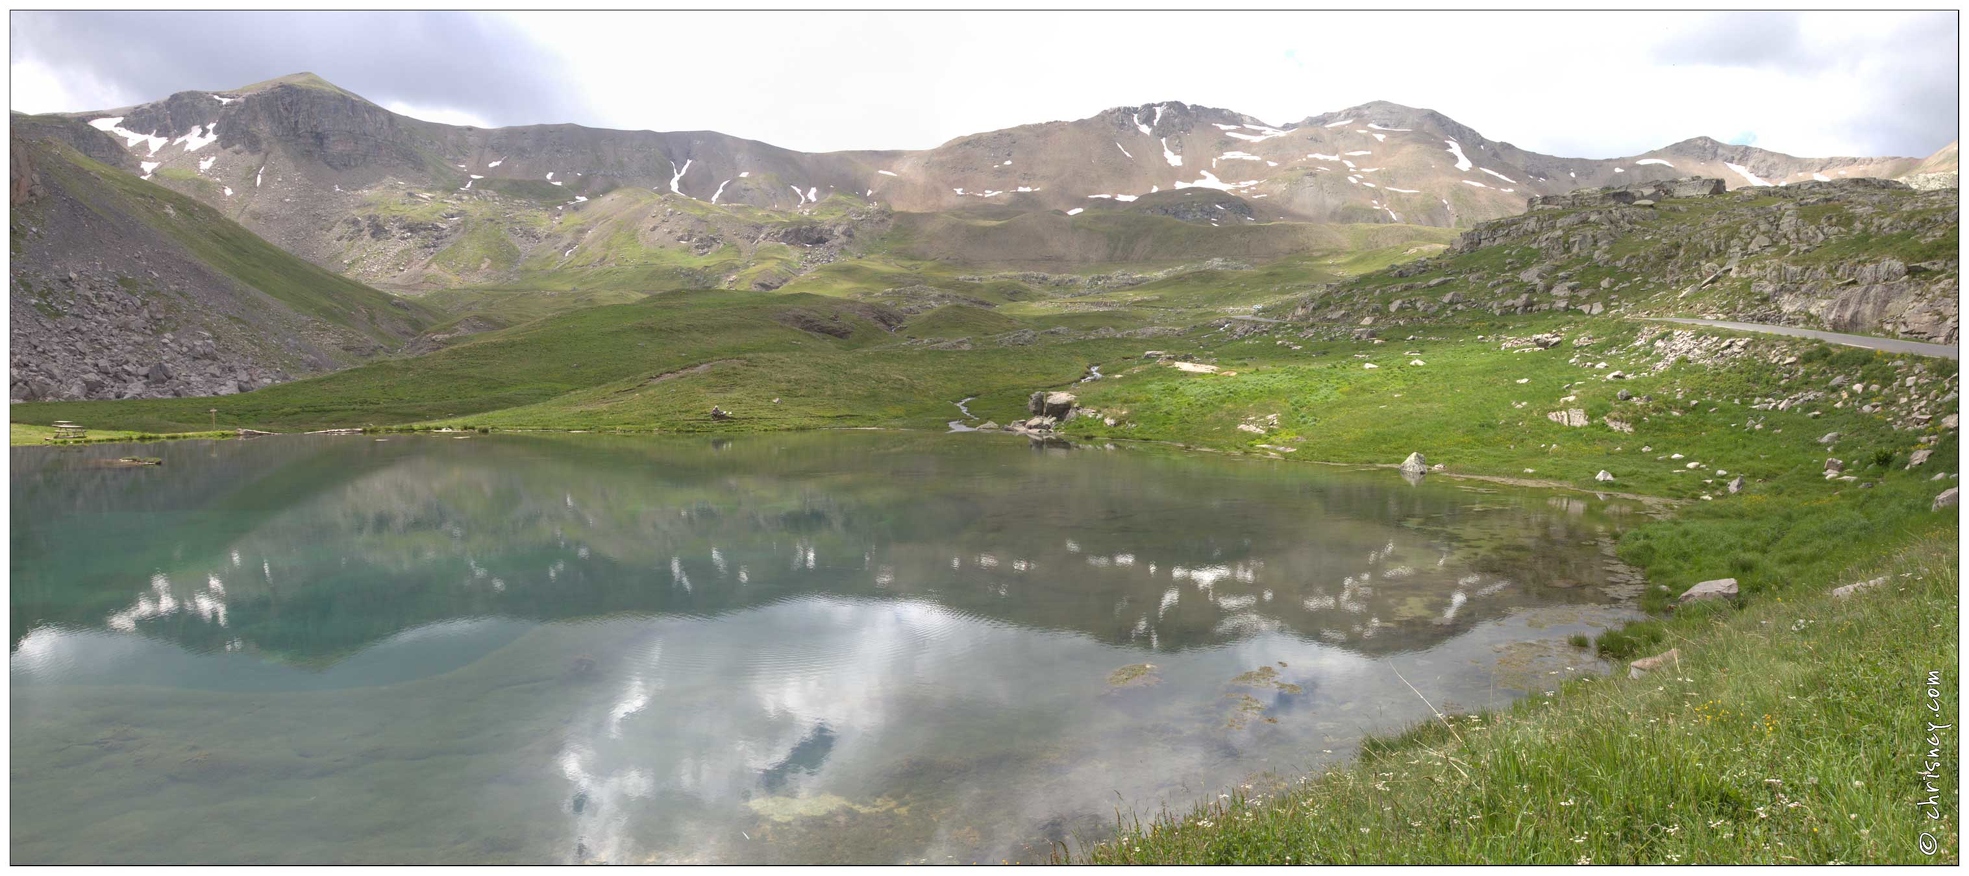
[11,289,1138,433]
[26,140,437,346]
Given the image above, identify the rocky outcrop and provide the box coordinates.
[1434,178,1957,343]
[1528,177,1724,210]
[1399,452,1429,474]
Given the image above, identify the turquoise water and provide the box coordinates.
[11,431,1644,863]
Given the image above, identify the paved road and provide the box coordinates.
[1647,318,1959,360]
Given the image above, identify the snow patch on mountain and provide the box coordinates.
[1174,170,1261,192]
[1444,139,1473,172]
[1478,167,1517,184]
[1725,162,1772,186]
[878,169,898,176]
[1162,138,1182,167]
[88,117,167,155]
[711,179,731,203]
[1225,123,1294,143]
[1323,118,1354,128]
[669,159,692,196]
[1115,141,1132,159]
[1635,158,1674,167]
[173,124,219,152]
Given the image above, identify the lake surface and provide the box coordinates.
[11,431,1648,864]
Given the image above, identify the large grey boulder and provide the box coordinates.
[1936,487,1959,512]
[1399,452,1429,474]
[1678,577,1739,605]
[1028,391,1077,419]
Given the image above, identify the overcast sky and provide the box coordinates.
[9,10,1957,159]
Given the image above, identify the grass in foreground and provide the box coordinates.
[1077,530,1958,865]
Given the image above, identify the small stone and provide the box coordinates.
[1628,648,1680,680]
[1830,577,1889,599]
[1595,470,1615,482]
[1909,449,1933,468]
[1825,458,1844,474]
[1817,432,1841,445]
[1677,577,1739,605]
[1726,475,1744,494]
[1935,487,1959,512]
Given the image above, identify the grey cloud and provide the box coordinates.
[11,11,592,127]
[1651,12,1813,73]
[1649,11,1956,157]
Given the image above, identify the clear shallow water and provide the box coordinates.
[11,431,1645,864]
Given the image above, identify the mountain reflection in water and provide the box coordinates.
[12,432,1644,864]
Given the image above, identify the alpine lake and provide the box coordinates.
[11,430,1653,864]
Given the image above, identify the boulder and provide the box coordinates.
[1726,475,1745,494]
[1817,432,1841,445]
[1677,577,1739,605]
[1399,452,1429,474]
[1595,470,1615,482]
[1628,648,1681,680]
[1028,391,1077,419]
[1908,449,1933,468]
[1936,487,1959,512]
[1825,458,1844,474]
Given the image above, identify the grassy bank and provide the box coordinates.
[1076,529,1957,865]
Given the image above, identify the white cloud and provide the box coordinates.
[8,56,138,116]
[383,100,494,129]
[499,10,1952,159]
[9,11,1955,160]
